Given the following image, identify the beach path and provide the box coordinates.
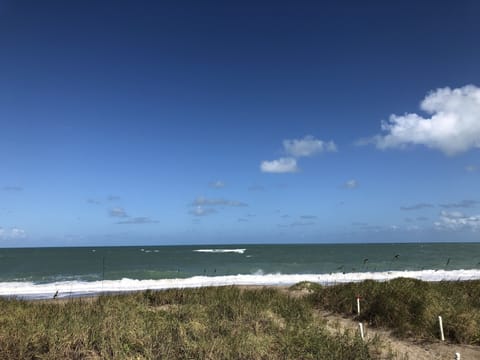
[320,310,480,360]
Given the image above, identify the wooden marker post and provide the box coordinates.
[356,295,361,315]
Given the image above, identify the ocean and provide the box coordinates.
[1,243,480,299]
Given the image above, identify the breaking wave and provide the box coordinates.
[193,249,246,254]
[2,269,480,299]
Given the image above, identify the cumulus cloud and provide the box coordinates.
[434,210,480,231]
[283,135,337,157]
[0,226,27,240]
[439,200,480,209]
[189,206,217,217]
[2,186,23,192]
[260,157,298,173]
[209,180,225,189]
[115,217,159,224]
[192,197,247,207]
[400,203,434,211]
[11,227,27,238]
[368,85,480,155]
[343,179,358,189]
[109,207,129,218]
[261,135,337,173]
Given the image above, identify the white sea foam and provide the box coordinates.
[2,269,480,299]
[193,249,246,254]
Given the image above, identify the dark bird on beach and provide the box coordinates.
[394,254,400,259]
[53,290,59,299]
[363,258,369,265]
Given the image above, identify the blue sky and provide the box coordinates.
[1,0,480,246]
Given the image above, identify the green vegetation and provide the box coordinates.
[2,279,479,359]
[0,286,373,359]
[308,278,480,344]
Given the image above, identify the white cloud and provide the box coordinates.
[0,227,27,240]
[189,206,217,216]
[465,165,478,173]
[343,179,358,189]
[261,135,337,174]
[371,85,480,155]
[109,207,129,218]
[11,228,27,238]
[434,210,480,231]
[260,157,298,173]
[283,135,337,157]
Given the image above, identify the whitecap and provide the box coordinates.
[193,249,246,254]
[2,269,480,300]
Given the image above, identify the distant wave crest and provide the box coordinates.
[194,249,246,254]
[2,269,480,300]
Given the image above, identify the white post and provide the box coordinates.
[356,297,361,315]
[455,352,461,360]
[438,316,445,341]
[358,322,364,340]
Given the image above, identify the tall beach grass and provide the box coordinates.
[308,278,480,344]
[0,286,373,359]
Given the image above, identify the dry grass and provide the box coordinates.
[0,286,374,359]
[307,278,480,344]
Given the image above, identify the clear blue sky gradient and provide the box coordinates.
[1,0,479,246]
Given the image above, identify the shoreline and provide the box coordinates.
[2,268,480,300]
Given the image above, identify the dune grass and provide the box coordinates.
[3,279,478,359]
[307,278,480,344]
[0,286,373,359]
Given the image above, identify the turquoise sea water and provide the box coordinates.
[1,243,479,298]
[1,243,480,282]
